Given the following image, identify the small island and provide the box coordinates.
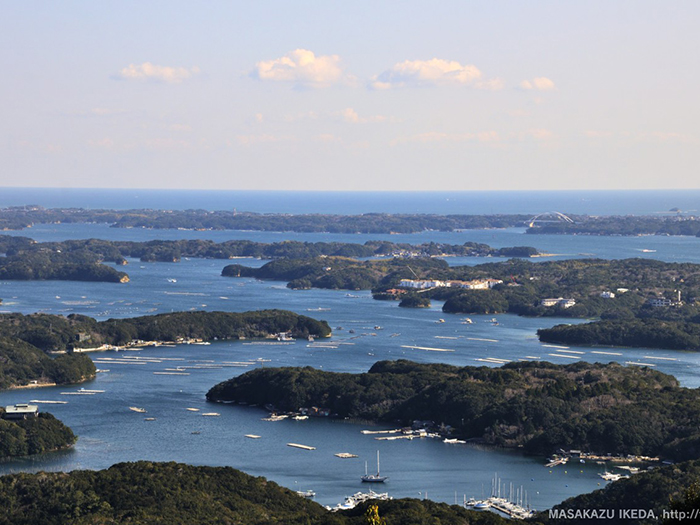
[208,360,700,461]
[0,406,76,459]
[0,310,331,354]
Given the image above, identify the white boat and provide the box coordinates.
[296,489,316,498]
[599,471,627,482]
[361,451,388,483]
[328,490,391,511]
[462,318,474,324]
[129,407,147,413]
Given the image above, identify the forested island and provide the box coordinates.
[3,205,700,237]
[207,360,700,461]
[0,310,328,388]
[0,310,331,353]
[0,236,128,283]
[0,233,538,266]
[0,206,529,233]
[0,337,95,389]
[0,411,76,459]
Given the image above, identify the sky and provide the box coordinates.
[1,1,699,191]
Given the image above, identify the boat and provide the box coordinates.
[361,451,388,483]
[328,490,391,511]
[201,412,220,417]
[296,489,316,498]
[462,318,473,324]
[129,407,147,413]
[599,471,628,482]
[473,501,492,510]
[436,319,445,323]
[293,415,309,421]
[144,417,156,421]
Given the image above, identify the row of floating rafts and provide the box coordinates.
[60,388,105,395]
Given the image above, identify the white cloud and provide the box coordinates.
[371,58,483,89]
[475,78,505,91]
[520,77,556,91]
[338,108,388,124]
[118,62,200,83]
[251,49,351,88]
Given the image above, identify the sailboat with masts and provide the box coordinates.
[361,450,388,483]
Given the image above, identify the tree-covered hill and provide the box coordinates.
[0,310,331,352]
[0,337,95,389]
[0,411,76,459]
[541,459,700,525]
[0,461,515,525]
[207,360,700,460]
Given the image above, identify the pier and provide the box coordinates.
[287,443,316,450]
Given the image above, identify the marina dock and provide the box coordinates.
[287,443,316,450]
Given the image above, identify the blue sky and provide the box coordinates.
[1,1,698,191]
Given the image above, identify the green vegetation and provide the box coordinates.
[0,206,529,233]
[0,461,514,525]
[208,360,700,460]
[0,310,327,388]
[398,295,431,308]
[0,234,540,264]
[223,256,449,290]
[0,411,76,458]
[0,310,331,352]
[538,319,700,350]
[527,214,700,237]
[542,459,700,525]
[0,237,128,282]
[0,337,95,389]
[4,206,700,237]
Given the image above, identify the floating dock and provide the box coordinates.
[287,443,316,450]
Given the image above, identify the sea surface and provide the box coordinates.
[1,187,700,215]
[0,188,699,511]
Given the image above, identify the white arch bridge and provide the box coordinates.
[526,211,575,228]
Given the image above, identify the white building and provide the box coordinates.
[600,291,616,299]
[540,297,576,309]
[3,404,39,420]
[398,278,503,290]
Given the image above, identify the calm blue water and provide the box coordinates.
[1,187,700,215]
[6,222,700,265]
[0,189,699,511]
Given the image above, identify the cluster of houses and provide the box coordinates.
[398,278,504,290]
